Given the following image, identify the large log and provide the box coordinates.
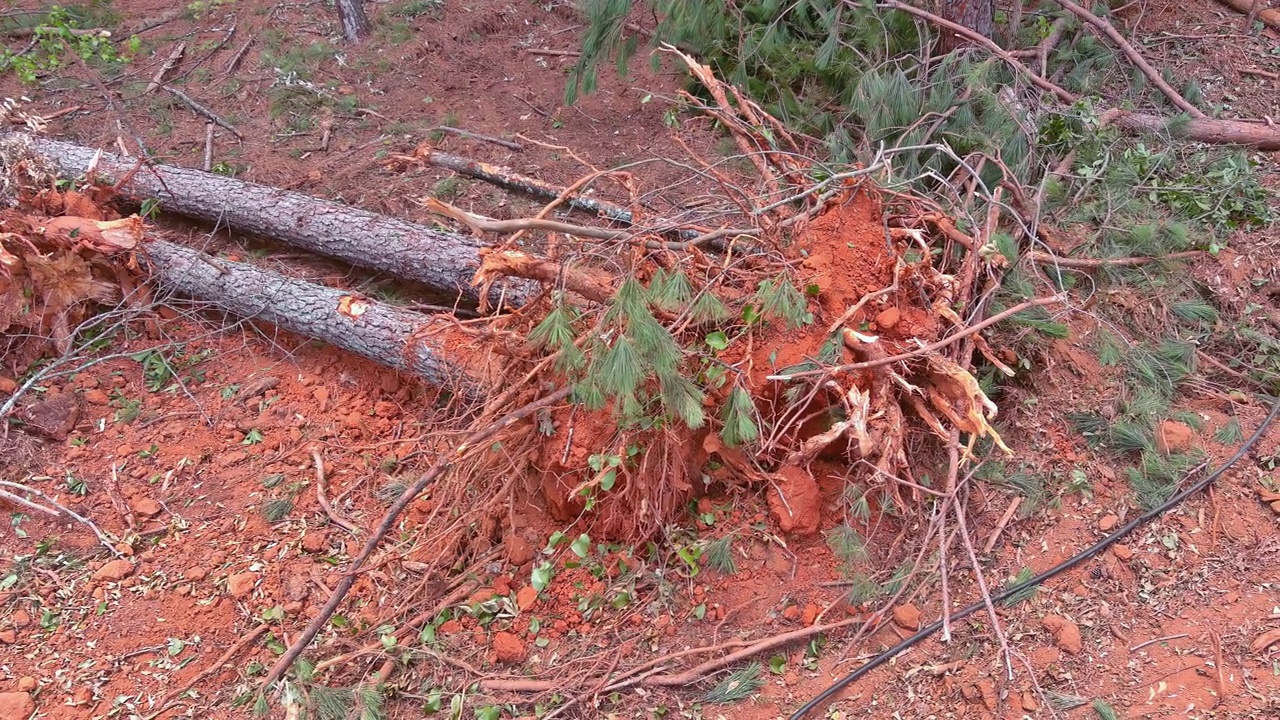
[15,134,535,308]
[1112,112,1280,151]
[144,239,475,388]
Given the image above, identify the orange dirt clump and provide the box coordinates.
[797,190,895,324]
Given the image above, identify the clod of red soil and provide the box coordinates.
[782,605,800,621]
[71,687,92,705]
[892,603,921,631]
[91,559,134,582]
[802,603,820,626]
[0,692,34,718]
[130,497,161,518]
[17,677,36,692]
[301,532,328,554]
[1156,420,1196,453]
[1020,690,1039,711]
[1042,614,1083,655]
[10,610,30,628]
[766,465,821,535]
[20,391,80,440]
[875,307,901,331]
[284,601,305,615]
[227,572,258,598]
[438,619,461,635]
[0,629,14,644]
[975,680,997,710]
[184,567,208,582]
[492,631,525,664]
[83,389,109,405]
[468,588,496,605]
[0,377,17,394]
[492,575,512,596]
[505,535,535,566]
[1112,544,1134,561]
[1098,514,1119,532]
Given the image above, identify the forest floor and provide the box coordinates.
[1,1,1280,719]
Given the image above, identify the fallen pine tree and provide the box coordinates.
[6,133,538,309]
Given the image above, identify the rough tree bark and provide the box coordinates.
[938,0,994,52]
[144,239,474,388]
[336,0,372,42]
[17,134,535,308]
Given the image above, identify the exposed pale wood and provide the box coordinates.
[1212,0,1280,30]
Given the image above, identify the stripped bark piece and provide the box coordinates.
[925,354,1012,454]
[472,248,614,305]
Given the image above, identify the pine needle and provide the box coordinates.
[719,385,759,447]
[703,535,737,575]
[1001,567,1038,607]
[1092,699,1121,720]
[261,498,293,523]
[703,662,763,704]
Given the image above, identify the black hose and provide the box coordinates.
[790,393,1280,719]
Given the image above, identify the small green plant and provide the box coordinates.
[389,0,444,18]
[431,177,464,201]
[110,393,143,424]
[0,7,128,84]
[65,472,88,496]
[701,535,737,574]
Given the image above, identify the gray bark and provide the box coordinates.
[19,134,535,308]
[145,239,472,388]
[336,0,372,42]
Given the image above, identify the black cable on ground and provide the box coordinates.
[790,393,1280,720]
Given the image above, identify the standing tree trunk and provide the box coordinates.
[938,0,995,52]
[336,0,372,43]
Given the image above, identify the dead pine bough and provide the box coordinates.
[0,49,1130,715]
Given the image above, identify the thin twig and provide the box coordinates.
[433,126,523,151]
[146,42,185,94]
[223,37,253,76]
[259,387,572,690]
[0,480,121,556]
[312,449,361,536]
[144,623,270,718]
[983,495,1023,553]
[203,122,214,172]
[1129,633,1189,652]
[163,86,243,139]
[954,497,1014,680]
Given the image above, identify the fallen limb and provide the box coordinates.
[163,85,242,139]
[0,480,121,556]
[876,0,1280,150]
[144,623,271,719]
[11,133,535,307]
[1053,0,1204,118]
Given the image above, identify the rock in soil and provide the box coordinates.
[516,586,538,611]
[184,567,208,582]
[1042,614,1083,655]
[1156,420,1196,453]
[0,629,14,644]
[492,631,525,664]
[504,534,535,566]
[1098,513,1119,532]
[17,676,36,691]
[83,389,110,405]
[20,391,80,440]
[892,603,921,630]
[130,497,162,518]
[1112,544,1134,561]
[300,532,328,554]
[766,465,821,535]
[92,559,134,582]
[227,572,258,598]
[0,692,34,718]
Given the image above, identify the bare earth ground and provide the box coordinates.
[1,1,1279,719]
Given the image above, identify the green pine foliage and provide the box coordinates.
[703,662,763,703]
[719,384,759,447]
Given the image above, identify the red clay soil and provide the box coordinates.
[3,1,1280,719]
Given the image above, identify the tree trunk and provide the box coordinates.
[1111,112,1280,151]
[938,0,995,52]
[20,134,534,308]
[144,239,475,388]
[336,0,372,42]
